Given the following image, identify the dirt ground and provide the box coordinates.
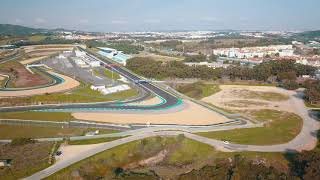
[72,100,230,125]
[23,45,74,53]
[0,61,49,88]
[0,71,80,97]
[20,56,49,65]
[202,85,295,113]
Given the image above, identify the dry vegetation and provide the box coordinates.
[0,141,54,179]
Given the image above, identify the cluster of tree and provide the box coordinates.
[178,156,294,180]
[312,48,320,55]
[289,131,320,180]
[204,59,316,84]
[86,40,144,54]
[174,38,292,53]
[13,37,80,47]
[126,57,317,85]
[304,79,320,105]
[109,43,144,54]
[0,24,46,36]
[159,40,182,50]
[126,57,222,80]
[184,53,207,62]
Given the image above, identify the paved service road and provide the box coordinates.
[23,90,320,179]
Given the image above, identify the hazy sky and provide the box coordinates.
[0,0,319,32]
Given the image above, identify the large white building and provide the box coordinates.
[73,50,100,67]
[213,45,294,59]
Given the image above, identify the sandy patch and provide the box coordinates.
[0,71,80,97]
[56,144,101,162]
[127,96,163,106]
[72,100,230,125]
[20,56,48,65]
[202,85,295,113]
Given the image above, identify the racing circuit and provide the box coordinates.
[0,48,182,112]
[0,47,248,128]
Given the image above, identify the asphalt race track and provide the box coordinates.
[0,48,181,112]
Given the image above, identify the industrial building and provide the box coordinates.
[73,50,100,68]
[90,84,131,95]
[97,47,131,65]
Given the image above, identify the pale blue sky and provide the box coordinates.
[0,0,319,32]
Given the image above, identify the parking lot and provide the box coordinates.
[41,52,116,86]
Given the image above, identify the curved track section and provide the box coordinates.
[0,49,181,112]
[0,67,64,91]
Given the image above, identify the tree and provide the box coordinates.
[282,80,299,90]
[209,54,218,62]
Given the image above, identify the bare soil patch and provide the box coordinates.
[0,61,49,88]
[0,71,80,97]
[202,85,294,113]
[73,100,230,125]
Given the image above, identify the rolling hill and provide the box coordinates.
[0,24,47,36]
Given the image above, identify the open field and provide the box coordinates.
[0,61,50,88]
[0,70,80,97]
[22,44,74,53]
[0,141,54,179]
[202,85,293,112]
[0,85,138,106]
[28,35,47,42]
[72,99,230,125]
[0,124,119,139]
[25,51,59,58]
[48,136,288,179]
[102,68,121,80]
[197,109,303,145]
[0,111,74,121]
[20,56,50,65]
[133,52,184,62]
[175,82,221,99]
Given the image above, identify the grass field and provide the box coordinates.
[28,35,47,42]
[47,136,288,179]
[0,141,54,180]
[68,136,125,145]
[134,53,184,62]
[176,82,221,99]
[0,111,73,121]
[103,68,121,80]
[0,124,119,139]
[238,90,289,101]
[0,85,139,107]
[197,109,303,145]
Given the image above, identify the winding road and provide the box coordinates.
[23,87,320,180]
